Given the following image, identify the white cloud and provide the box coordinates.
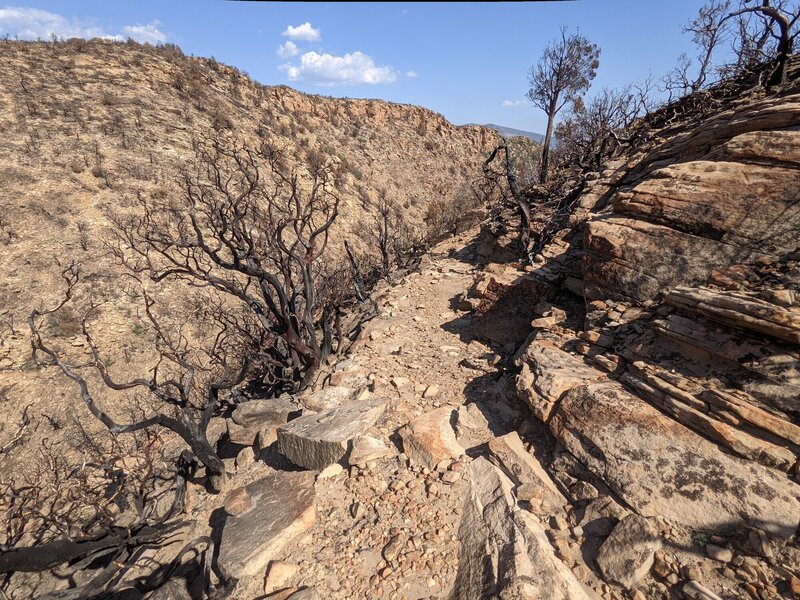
[0,6,114,40]
[281,50,397,86]
[276,40,299,59]
[0,7,167,43]
[122,20,166,44]
[502,99,526,108]
[282,21,320,42]
[405,70,417,78]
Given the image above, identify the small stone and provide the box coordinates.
[383,536,403,562]
[236,446,255,471]
[422,384,440,398]
[317,463,344,480]
[706,544,733,563]
[569,480,599,502]
[264,561,300,594]
[683,580,724,600]
[441,471,461,484]
[350,501,364,519]
[681,564,703,581]
[223,486,253,516]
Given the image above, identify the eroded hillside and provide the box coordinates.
[0,38,497,483]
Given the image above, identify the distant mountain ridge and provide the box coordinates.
[467,123,543,143]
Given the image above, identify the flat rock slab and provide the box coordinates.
[516,339,606,422]
[596,514,661,589]
[449,457,591,600]
[232,396,301,427]
[218,470,316,579]
[277,397,387,470]
[399,406,464,470]
[550,382,800,538]
[488,431,566,514]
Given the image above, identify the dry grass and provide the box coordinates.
[0,38,498,519]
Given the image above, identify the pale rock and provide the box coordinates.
[487,432,565,513]
[683,580,724,600]
[317,463,344,480]
[422,384,440,398]
[453,403,494,449]
[299,386,354,412]
[218,471,316,579]
[232,396,300,427]
[595,514,662,589]
[399,407,464,469]
[706,544,733,563]
[391,376,410,390]
[449,457,591,599]
[348,435,394,466]
[277,397,387,470]
[235,446,255,471]
[264,561,300,594]
[550,382,800,538]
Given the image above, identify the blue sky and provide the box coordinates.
[0,1,706,133]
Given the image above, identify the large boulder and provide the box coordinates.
[217,470,316,579]
[549,382,800,538]
[276,397,387,470]
[515,338,607,421]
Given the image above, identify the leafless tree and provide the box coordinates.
[527,27,600,183]
[482,139,533,260]
[108,134,340,392]
[666,0,800,95]
[28,265,246,491]
[554,81,653,169]
[366,191,400,278]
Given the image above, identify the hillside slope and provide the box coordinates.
[0,39,497,444]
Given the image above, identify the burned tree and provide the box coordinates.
[366,191,400,278]
[28,265,246,491]
[110,134,340,392]
[667,0,800,94]
[527,27,600,183]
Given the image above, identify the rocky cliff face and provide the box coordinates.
[470,84,800,598]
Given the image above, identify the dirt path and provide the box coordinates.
[241,236,526,599]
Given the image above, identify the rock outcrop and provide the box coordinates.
[493,80,800,599]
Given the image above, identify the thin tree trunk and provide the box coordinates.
[539,98,558,183]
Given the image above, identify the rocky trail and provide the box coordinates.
[171,216,799,600]
[178,233,536,600]
[179,84,800,600]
